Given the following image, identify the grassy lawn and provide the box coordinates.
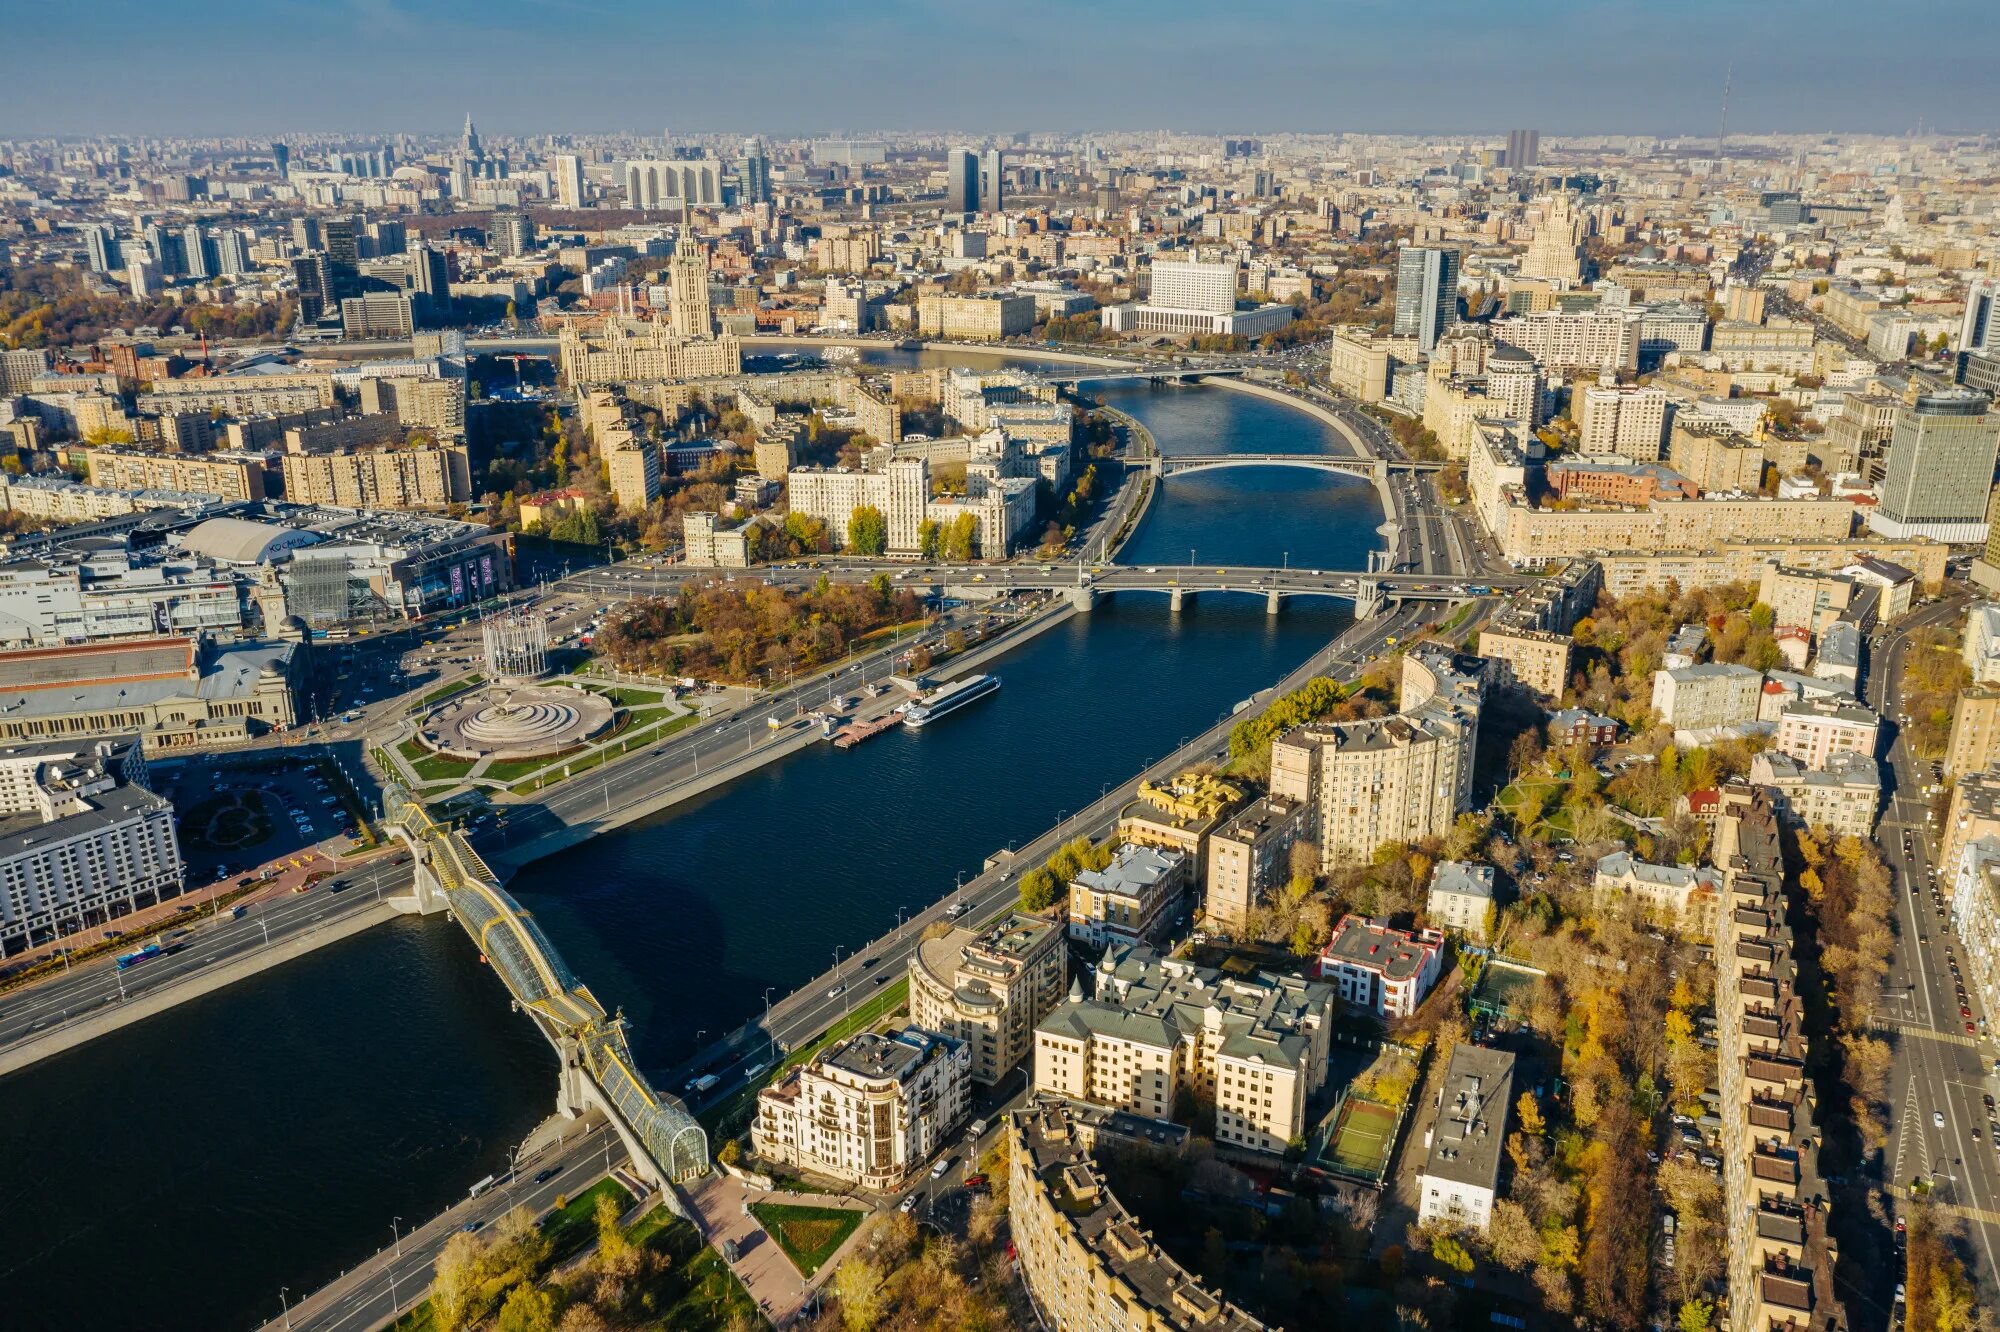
[630,1207,762,1331]
[411,752,479,783]
[1496,774,1572,839]
[749,1201,866,1278]
[409,674,484,713]
[483,750,578,783]
[543,1177,633,1264]
[508,709,704,795]
[387,1301,435,1331]
[581,683,676,708]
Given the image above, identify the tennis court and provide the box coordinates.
[1327,1096,1399,1181]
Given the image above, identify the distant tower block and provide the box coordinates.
[482,610,550,682]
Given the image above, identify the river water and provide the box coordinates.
[0,366,1383,1330]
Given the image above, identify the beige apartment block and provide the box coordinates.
[1034,944,1333,1156]
[1949,684,2000,779]
[916,290,1035,342]
[1009,1103,1266,1332]
[751,1027,970,1191]
[283,444,471,511]
[85,448,268,502]
[1477,625,1572,700]
[908,911,1066,1086]
[606,438,660,511]
[1270,646,1482,867]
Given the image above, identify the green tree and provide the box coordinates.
[1677,1299,1715,1332]
[497,1284,557,1332]
[1432,1234,1475,1274]
[942,512,979,561]
[1019,867,1059,912]
[917,517,941,560]
[832,1255,887,1332]
[430,1231,489,1332]
[846,504,887,555]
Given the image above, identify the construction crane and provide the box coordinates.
[496,353,531,397]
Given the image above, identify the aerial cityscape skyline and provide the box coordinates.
[3,0,1998,136]
[3,16,2000,1332]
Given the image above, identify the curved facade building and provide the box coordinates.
[908,910,1065,1086]
[1009,1101,1265,1332]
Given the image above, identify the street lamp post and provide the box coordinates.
[279,1286,292,1331]
[763,986,777,1062]
[391,1217,402,1257]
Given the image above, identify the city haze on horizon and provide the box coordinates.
[0,0,1996,138]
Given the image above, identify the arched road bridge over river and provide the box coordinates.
[383,785,709,1196]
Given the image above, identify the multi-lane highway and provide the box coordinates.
[1870,595,2000,1299]
[260,1118,625,1332]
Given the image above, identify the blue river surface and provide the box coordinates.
[0,372,1385,1330]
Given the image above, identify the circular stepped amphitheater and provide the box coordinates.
[420,685,616,762]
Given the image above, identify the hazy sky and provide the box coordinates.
[1,0,1994,139]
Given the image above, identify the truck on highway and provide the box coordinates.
[686,1073,721,1095]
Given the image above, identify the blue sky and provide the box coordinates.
[1,0,1994,138]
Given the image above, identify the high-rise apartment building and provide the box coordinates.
[1393,245,1462,353]
[490,212,534,258]
[126,255,161,299]
[946,147,980,214]
[1270,645,1484,867]
[552,153,585,209]
[180,224,211,280]
[84,225,122,275]
[1506,128,1540,169]
[979,148,1005,213]
[738,138,771,205]
[666,237,712,338]
[1577,383,1670,461]
[1868,389,1999,542]
[291,251,334,323]
[215,228,250,276]
[1962,277,1999,356]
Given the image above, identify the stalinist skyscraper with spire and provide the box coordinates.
[668,235,714,339]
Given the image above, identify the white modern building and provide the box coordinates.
[1100,256,1295,339]
[0,738,183,958]
[1316,915,1444,1018]
[1952,837,2000,1036]
[1417,1045,1515,1232]
[751,1026,971,1191]
[1965,603,2000,684]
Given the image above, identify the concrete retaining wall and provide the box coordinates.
[0,900,399,1078]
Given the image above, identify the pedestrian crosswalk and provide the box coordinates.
[1870,1018,1978,1048]
[1886,1184,2000,1227]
